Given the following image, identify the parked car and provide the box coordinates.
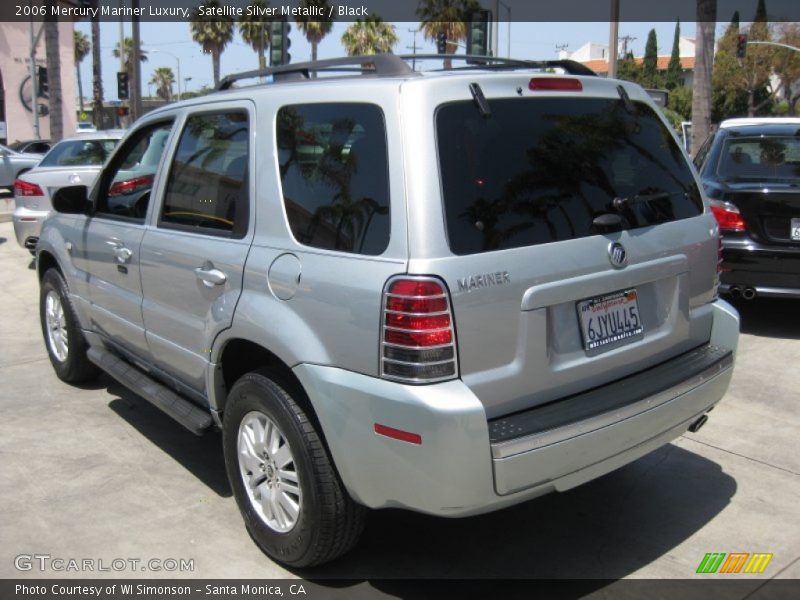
[8,139,52,155]
[12,131,123,251]
[76,122,97,133]
[0,143,41,191]
[36,55,739,568]
[694,117,800,300]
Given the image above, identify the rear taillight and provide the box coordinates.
[709,199,746,233]
[14,179,44,197]
[529,78,583,91]
[109,174,154,197]
[381,277,458,383]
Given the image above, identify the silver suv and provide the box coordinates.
[36,55,740,568]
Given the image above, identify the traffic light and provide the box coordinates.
[270,18,291,66]
[117,71,129,100]
[436,31,447,54]
[736,34,748,59]
[37,66,48,95]
[466,9,491,60]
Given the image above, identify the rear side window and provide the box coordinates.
[161,111,249,238]
[276,103,390,255]
[437,97,703,255]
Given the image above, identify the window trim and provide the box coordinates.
[274,101,392,256]
[157,109,250,240]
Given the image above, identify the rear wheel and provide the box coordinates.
[40,269,98,383]
[223,371,365,568]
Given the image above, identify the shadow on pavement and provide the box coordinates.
[729,297,800,340]
[302,443,736,581]
[0,237,6,245]
[106,380,231,498]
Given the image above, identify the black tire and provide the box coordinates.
[40,269,99,383]
[223,371,365,568]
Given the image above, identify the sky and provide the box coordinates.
[74,20,702,101]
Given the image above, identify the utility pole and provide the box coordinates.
[608,0,619,78]
[131,0,142,120]
[619,34,637,56]
[28,17,40,139]
[407,28,421,71]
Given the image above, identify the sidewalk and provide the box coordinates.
[0,190,13,223]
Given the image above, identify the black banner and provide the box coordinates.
[2,0,800,23]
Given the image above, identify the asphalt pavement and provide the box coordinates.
[0,219,798,586]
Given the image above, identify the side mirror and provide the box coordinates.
[52,185,90,214]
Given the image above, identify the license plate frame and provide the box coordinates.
[791,218,800,241]
[577,288,644,354]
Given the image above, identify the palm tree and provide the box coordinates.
[112,37,148,88]
[149,67,175,101]
[341,15,399,56]
[239,0,270,70]
[417,0,479,68]
[294,0,334,63]
[44,20,63,142]
[73,31,91,113]
[691,0,716,156]
[190,0,235,86]
[90,1,103,128]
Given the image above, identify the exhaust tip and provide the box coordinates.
[688,414,709,433]
[742,287,756,300]
[728,286,742,299]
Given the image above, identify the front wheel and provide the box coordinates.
[223,371,365,568]
[39,269,98,383]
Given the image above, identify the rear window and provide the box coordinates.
[716,135,800,181]
[437,97,703,255]
[39,139,117,167]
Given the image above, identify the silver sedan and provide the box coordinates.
[12,131,124,251]
[1,144,42,190]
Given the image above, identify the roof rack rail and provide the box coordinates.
[397,54,597,77]
[215,54,415,90]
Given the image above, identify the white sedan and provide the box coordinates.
[12,131,124,252]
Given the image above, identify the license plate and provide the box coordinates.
[577,289,644,353]
[792,218,800,241]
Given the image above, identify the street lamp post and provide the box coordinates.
[146,48,182,100]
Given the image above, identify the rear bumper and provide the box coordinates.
[295,300,739,517]
[720,238,800,298]
[12,206,48,249]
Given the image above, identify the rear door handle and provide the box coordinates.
[195,266,227,287]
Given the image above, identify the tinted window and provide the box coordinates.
[95,122,173,221]
[276,103,390,255]
[160,112,249,237]
[437,97,703,255]
[40,139,117,167]
[715,136,800,181]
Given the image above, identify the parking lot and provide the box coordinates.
[0,218,798,583]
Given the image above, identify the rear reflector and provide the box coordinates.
[529,78,583,91]
[374,423,422,445]
[709,199,746,233]
[382,276,458,384]
[14,179,44,197]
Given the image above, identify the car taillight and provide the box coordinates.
[108,174,154,196]
[709,199,746,233]
[529,78,583,91]
[381,277,458,383]
[14,179,43,197]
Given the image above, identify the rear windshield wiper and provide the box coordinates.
[613,191,673,211]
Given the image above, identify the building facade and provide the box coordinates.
[0,19,77,146]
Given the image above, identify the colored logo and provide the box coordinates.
[696,552,773,574]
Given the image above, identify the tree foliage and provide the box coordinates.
[616,51,642,84]
[641,29,661,88]
[341,15,399,56]
[149,67,175,101]
[190,0,234,87]
[295,0,335,62]
[417,0,480,67]
[239,0,271,70]
[665,20,682,90]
